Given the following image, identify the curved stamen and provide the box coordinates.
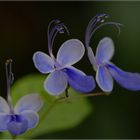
[47,20,60,58]
[87,14,109,36]
[48,20,61,46]
[91,22,122,46]
[50,23,69,48]
[85,13,109,47]
[85,14,122,48]
[47,19,69,58]
[5,59,14,113]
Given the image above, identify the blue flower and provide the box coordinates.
[0,60,43,136]
[33,20,95,96]
[85,14,140,92]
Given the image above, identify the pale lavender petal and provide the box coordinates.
[64,66,95,92]
[7,120,28,135]
[14,94,43,114]
[0,96,10,113]
[96,65,113,92]
[87,47,97,71]
[33,51,54,74]
[44,70,67,96]
[0,113,10,131]
[20,110,39,129]
[107,63,140,91]
[96,37,114,64]
[57,39,85,66]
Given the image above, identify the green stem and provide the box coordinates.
[65,86,69,98]
[80,92,106,97]
[59,92,106,102]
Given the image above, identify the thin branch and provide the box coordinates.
[58,92,107,102]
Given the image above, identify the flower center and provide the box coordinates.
[10,114,23,122]
[54,61,64,71]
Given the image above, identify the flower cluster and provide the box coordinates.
[33,15,140,96]
[0,13,140,137]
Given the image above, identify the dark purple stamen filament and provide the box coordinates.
[47,19,69,59]
[5,59,14,113]
[85,14,109,47]
[85,13,122,47]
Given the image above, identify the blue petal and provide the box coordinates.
[107,63,140,91]
[57,39,85,66]
[0,96,10,113]
[14,94,43,114]
[96,37,114,64]
[64,66,95,92]
[44,70,68,96]
[7,119,28,135]
[96,65,113,92]
[20,110,39,129]
[0,113,10,131]
[33,51,54,74]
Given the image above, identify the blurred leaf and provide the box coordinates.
[1,74,92,139]
[11,74,54,106]
[25,89,92,138]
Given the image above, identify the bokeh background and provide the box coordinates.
[0,1,140,139]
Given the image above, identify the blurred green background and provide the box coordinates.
[0,1,140,139]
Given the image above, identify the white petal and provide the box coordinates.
[20,110,39,129]
[96,37,114,63]
[0,113,10,131]
[87,47,97,71]
[44,70,67,96]
[33,51,55,74]
[96,65,113,92]
[57,39,85,66]
[0,96,10,113]
[14,94,43,113]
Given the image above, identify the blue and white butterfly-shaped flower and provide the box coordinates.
[85,14,140,92]
[0,94,42,135]
[33,20,95,96]
[0,60,43,136]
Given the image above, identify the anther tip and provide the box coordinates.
[96,13,109,23]
[5,59,13,65]
[54,19,61,24]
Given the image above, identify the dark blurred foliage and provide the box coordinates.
[0,1,140,139]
